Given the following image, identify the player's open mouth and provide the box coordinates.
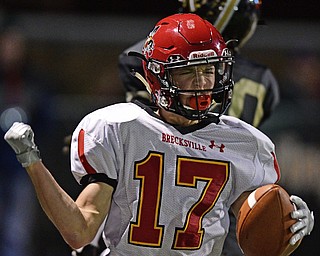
[186,95,211,110]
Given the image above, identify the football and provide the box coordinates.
[236,184,299,256]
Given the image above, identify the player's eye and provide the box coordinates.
[175,68,194,76]
[203,67,215,75]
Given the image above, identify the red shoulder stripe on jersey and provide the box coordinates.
[271,152,281,182]
[78,129,97,174]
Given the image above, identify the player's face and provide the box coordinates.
[170,64,215,110]
[170,64,215,90]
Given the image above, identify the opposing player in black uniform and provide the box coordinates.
[74,0,280,255]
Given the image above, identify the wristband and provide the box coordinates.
[16,148,41,167]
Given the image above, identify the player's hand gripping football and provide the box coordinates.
[4,122,41,167]
[289,195,314,245]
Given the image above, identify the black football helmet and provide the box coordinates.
[180,0,262,49]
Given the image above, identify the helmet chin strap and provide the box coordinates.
[188,94,211,111]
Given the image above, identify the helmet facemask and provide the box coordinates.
[147,55,234,120]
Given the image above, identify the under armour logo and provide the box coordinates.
[168,55,182,63]
[209,140,225,152]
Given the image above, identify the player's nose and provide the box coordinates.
[193,73,207,89]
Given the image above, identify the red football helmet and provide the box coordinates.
[141,13,234,120]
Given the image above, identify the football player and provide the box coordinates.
[4,13,313,256]
[118,1,280,255]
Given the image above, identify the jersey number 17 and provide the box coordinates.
[129,151,229,250]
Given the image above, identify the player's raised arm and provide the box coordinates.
[4,122,113,249]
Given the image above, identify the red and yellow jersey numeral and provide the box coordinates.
[129,152,229,250]
[129,152,164,246]
[173,157,229,249]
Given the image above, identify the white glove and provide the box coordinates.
[289,195,314,245]
[4,122,41,167]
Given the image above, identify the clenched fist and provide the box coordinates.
[4,122,41,167]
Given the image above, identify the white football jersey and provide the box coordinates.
[70,102,280,256]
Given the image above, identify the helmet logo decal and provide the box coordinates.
[143,26,160,58]
[222,48,232,57]
[168,55,184,63]
[186,19,196,29]
[188,50,217,59]
[143,38,155,58]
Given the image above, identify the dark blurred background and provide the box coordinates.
[1,0,319,19]
[0,1,319,255]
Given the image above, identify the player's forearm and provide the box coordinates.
[25,161,92,248]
